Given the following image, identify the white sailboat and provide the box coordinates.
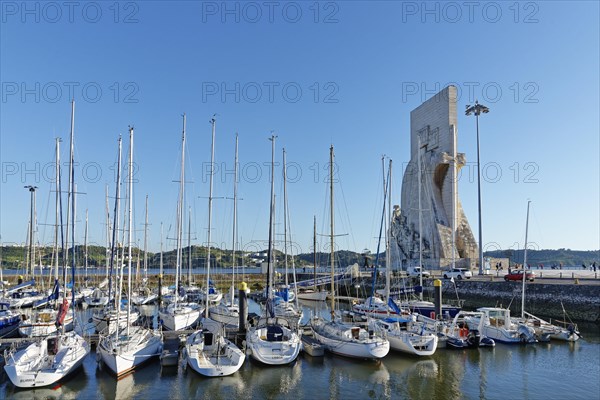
[310,146,390,360]
[361,168,436,356]
[186,117,245,377]
[517,201,580,342]
[98,127,162,377]
[246,135,301,365]
[91,136,138,334]
[210,134,241,328]
[4,101,90,388]
[159,115,202,331]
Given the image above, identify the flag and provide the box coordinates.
[450,276,455,283]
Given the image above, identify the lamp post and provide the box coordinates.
[465,100,489,275]
[24,185,38,278]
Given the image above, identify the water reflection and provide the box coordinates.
[243,358,302,398]
[186,368,245,400]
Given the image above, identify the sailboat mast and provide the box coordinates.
[63,100,75,283]
[266,135,277,309]
[26,186,37,279]
[105,184,110,280]
[68,100,76,323]
[84,209,89,280]
[231,133,239,304]
[417,136,424,300]
[205,116,216,318]
[108,136,122,310]
[313,216,317,293]
[144,195,149,282]
[54,138,61,282]
[329,145,335,319]
[126,126,134,336]
[188,206,192,285]
[451,125,457,270]
[371,156,388,301]
[521,200,531,318]
[385,160,392,307]
[175,114,186,309]
[282,148,289,300]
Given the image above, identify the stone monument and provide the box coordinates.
[391,86,478,270]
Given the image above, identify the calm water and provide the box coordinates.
[2,301,599,400]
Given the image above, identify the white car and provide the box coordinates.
[443,268,472,280]
[407,266,431,278]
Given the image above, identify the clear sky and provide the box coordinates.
[1,1,599,257]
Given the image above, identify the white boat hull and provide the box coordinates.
[311,318,390,359]
[246,321,301,365]
[209,304,239,327]
[296,290,328,301]
[159,304,202,331]
[98,327,162,377]
[185,327,245,377]
[3,332,89,388]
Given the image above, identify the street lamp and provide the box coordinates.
[465,100,489,275]
[24,185,38,278]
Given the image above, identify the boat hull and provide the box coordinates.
[246,324,301,365]
[3,332,89,388]
[311,319,390,359]
[98,328,162,377]
[159,305,202,331]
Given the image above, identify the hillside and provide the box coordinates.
[1,245,597,270]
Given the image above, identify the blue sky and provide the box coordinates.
[1,1,599,257]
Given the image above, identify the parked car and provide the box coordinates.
[504,270,535,282]
[443,268,472,280]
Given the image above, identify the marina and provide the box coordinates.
[2,2,599,399]
[0,300,599,400]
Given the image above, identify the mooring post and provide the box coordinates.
[434,279,442,320]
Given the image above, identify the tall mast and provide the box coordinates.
[329,145,335,319]
[84,209,89,280]
[266,134,277,311]
[231,133,239,305]
[313,216,317,293]
[371,155,388,301]
[205,116,216,318]
[68,100,76,325]
[64,100,75,282]
[451,125,457,270]
[417,136,424,300]
[108,136,122,310]
[105,184,110,280]
[26,186,37,279]
[144,195,149,282]
[174,114,186,309]
[188,207,192,285]
[126,126,134,336]
[54,138,61,281]
[282,148,289,302]
[521,200,531,318]
[385,159,392,307]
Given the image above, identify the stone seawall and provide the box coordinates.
[425,280,600,323]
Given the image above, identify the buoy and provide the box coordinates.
[574,278,579,284]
